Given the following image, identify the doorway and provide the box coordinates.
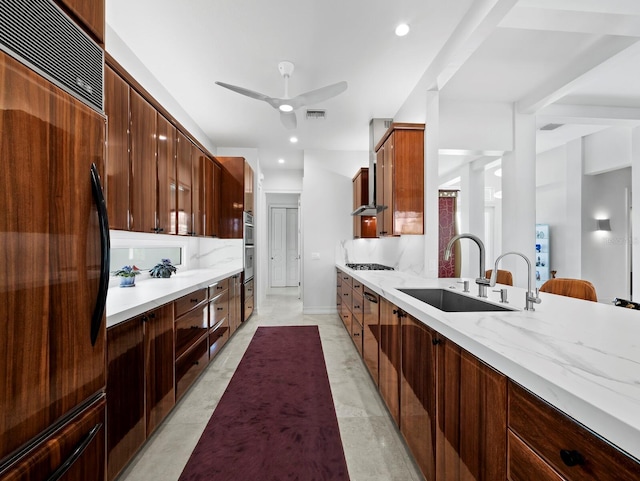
[269,205,300,288]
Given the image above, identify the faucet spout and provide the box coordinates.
[444,233,488,298]
[491,251,542,311]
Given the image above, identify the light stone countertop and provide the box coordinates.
[106,262,243,328]
[336,263,640,462]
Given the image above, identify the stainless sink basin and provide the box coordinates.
[397,288,514,312]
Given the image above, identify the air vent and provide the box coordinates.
[0,0,104,112]
[539,123,564,131]
[306,109,326,120]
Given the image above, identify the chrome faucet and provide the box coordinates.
[444,233,490,298]
[489,251,542,311]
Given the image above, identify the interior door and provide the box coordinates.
[270,207,286,287]
[286,208,299,287]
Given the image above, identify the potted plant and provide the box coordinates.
[149,258,177,278]
[113,265,141,287]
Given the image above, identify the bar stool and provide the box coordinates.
[485,269,513,286]
[539,278,597,302]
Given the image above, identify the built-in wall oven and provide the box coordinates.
[244,212,254,281]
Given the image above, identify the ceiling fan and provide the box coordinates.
[215,61,347,130]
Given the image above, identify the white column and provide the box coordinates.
[501,109,537,288]
[632,127,640,300]
[565,138,583,278]
[458,162,485,278]
[424,90,440,278]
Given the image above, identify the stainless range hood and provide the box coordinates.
[352,118,393,216]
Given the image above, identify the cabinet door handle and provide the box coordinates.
[364,293,378,303]
[560,449,584,467]
[89,163,110,347]
[217,307,224,311]
[432,338,442,346]
[191,298,199,303]
[46,423,102,481]
[353,305,360,309]
[344,293,349,296]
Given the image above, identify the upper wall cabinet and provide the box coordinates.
[352,168,377,239]
[218,156,254,238]
[129,89,158,233]
[375,123,425,236]
[54,0,104,45]
[104,66,130,231]
[176,132,193,236]
[157,115,177,235]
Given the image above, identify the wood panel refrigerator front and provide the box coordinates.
[0,52,106,478]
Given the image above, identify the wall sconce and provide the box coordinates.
[596,219,611,231]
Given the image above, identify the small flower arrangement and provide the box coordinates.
[113,265,141,287]
[149,258,177,278]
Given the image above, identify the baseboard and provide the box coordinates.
[302,307,338,315]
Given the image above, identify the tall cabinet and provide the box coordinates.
[375,123,425,237]
[352,168,377,238]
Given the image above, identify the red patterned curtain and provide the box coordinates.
[438,190,459,278]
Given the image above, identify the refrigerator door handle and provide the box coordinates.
[46,423,103,481]
[90,163,110,346]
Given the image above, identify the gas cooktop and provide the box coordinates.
[345,263,394,271]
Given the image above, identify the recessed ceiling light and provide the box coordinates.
[279,104,293,112]
[290,136,298,143]
[278,158,285,164]
[395,23,410,37]
[494,190,502,199]
[494,168,502,177]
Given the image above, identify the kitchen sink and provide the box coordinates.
[397,288,514,312]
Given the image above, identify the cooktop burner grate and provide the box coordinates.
[345,263,394,271]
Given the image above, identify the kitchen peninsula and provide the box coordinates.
[337,263,640,480]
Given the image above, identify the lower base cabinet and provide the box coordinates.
[378,297,401,425]
[0,396,106,481]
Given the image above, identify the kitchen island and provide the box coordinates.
[336,263,640,478]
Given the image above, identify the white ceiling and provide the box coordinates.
[106,0,640,172]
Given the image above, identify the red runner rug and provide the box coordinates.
[178,325,350,481]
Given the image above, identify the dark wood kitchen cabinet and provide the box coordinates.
[436,337,507,481]
[375,123,424,236]
[54,0,104,44]
[362,287,380,385]
[144,304,175,437]
[129,89,158,233]
[106,304,174,481]
[228,273,242,335]
[352,168,377,238]
[176,132,193,236]
[192,146,204,236]
[401,315,437,481]
[378,297,401,425]
[209,278,230,359]
[174,288,209,399]
[157,114,177,235]
[244,159,254,215]
[106,316,145,481]
[204,156,221,237]
[0,396,106,481]
[218,156,244,238]
[104,65,130,231]
[507,381,640,481]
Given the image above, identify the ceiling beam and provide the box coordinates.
[538,104,640,126]
[517,37,640,114]
[501,6,640,37]
[417,0,519,92]
[518,0,640,16]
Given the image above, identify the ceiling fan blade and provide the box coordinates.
[289,81,348,109]
[280,110,297,130]
[215,81,274,103]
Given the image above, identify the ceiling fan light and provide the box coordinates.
[279,104,293,112]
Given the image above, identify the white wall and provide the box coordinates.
[262,169,303,192]
[535,146,570,279]
[582,168,631,303]
[302,150,368,313]
[584,127,632,175]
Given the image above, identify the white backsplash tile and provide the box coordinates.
[337,236,425,275]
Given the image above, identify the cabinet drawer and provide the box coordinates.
[209,319,230,360]
[175,337,208,400]
[337,271,342,288]
[352,278,363,296]
[174,287,208,318]
[243,295,254,322]
[339,271,352,287]
[209,278,229,297]
[209,290,229,327]
[508,430,563,481]
[342,287,352,312]
[175,305,208,360]
[352,290,363,319]
[508,381,640,481]
[1,396,106,481]
[351,316,363,357]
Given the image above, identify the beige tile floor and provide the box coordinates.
[118,287,423,481]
